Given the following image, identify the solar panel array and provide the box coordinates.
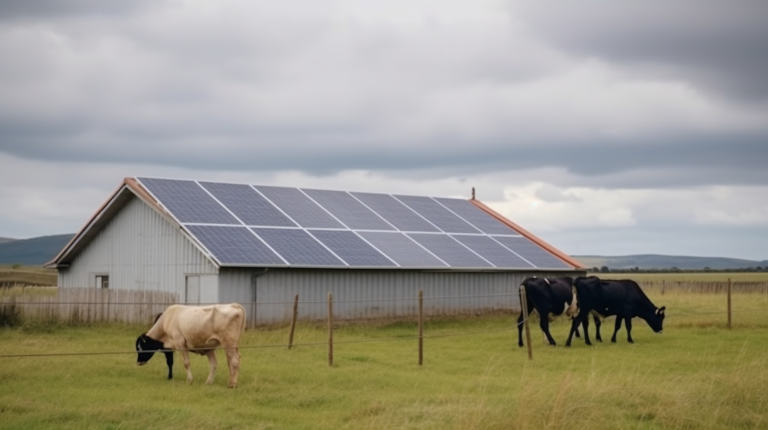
[136,177,572,270]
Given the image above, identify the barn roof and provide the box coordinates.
[46,177,585,271]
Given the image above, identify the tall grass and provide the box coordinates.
[0,292,766,429]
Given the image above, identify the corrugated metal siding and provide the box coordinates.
[219,268,584,325]
[59,196,218,299]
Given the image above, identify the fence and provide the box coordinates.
[1,288,178,325]
[2,281,767,327]
[639,280,768,294]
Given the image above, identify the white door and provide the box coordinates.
[186,276,200,304]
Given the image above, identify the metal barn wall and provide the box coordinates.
[219,268,585,325]
[58,195,219,300]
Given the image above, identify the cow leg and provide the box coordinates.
[164,351,174,380]
[582,316,592,345]
[566,313,589,346]
[625,317,634,343]
[539,312,557,346]
[180,350,193,384]
[204,350,217,385]
[224,345,241,388]
[611,317,623,343]
[594,315,603,342]
[517,312,525,347]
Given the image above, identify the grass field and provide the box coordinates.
[1,291,767,430]
[610,272,768,283]
[0,265,57,287]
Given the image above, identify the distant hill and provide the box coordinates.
[0,237,17,244]
[574,254,768,271]
[0,234,74,266]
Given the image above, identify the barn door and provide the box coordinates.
[185,276,200,304]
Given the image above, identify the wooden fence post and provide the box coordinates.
[520,284,532,360]
[727,278,732,330]
[328,292,333,367]
[288,294,299,349]
[418,289,423,366]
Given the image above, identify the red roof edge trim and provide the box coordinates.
[469,199,587,269]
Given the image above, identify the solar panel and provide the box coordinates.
[351,192,440,232]
[308,230,396,267]
[254,186,345,229]
[407,233,493,268]
[185,225,285,265]
[451,235,533,268]
[199,182,297,227]
[252,228,345,267]
[395,195,481,234]
[302,189,395,231]
[136,177,574,270]
[434,198,518,235]
[357,231,447,268]
[492,236,571,269]
[139,178,239,225]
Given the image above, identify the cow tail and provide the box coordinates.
[566,286,579,317]
[239,304,247,334]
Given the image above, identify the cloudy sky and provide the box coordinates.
[1,0,767,260]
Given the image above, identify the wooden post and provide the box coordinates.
[727,278,732,330]
[418,289,423,366]
[328,292,333,367]
[520,284,532,360]
[288,294,299,349]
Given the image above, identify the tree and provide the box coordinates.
[600,266,610,273]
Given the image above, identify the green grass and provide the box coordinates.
[1,292,767,429]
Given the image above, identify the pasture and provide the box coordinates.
[1,290,767,429]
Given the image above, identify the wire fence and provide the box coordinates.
[1,280,768,362]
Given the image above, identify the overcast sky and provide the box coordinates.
[1,0,767,261]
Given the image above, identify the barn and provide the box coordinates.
[46,177,586,325]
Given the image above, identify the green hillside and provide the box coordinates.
[0,234,74,266]
[575,254,767,270]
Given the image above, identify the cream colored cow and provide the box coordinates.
[136,304,246,388]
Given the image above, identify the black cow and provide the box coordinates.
[566,276,666,346]
[518,277,580,347]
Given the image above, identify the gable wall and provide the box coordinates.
[58,195,218,298]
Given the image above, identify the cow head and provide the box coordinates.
[136,333,164,366]
[648,306,666,333]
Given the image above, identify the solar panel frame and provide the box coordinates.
[394,195,482,234]
[185,225,286,266]
[350,192,440,232]
[302,189,395,231]
[450,234,534,269]
[251,227,347,267]
[491,235,571,269]
[254,186,346,229]
[406,233,493,268]
[434,198,520,235]
[357,231,448,268]
[308,230,397,268]
[199,182,297,227]
[138,178,240,225]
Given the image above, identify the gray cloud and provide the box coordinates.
[513,0,768,102]
[0,0,158,20]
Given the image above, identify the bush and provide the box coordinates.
[0,302,22,327]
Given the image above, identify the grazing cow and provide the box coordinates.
[566,276,665,346]
[518,277,581,346]
[136,303,246,388]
